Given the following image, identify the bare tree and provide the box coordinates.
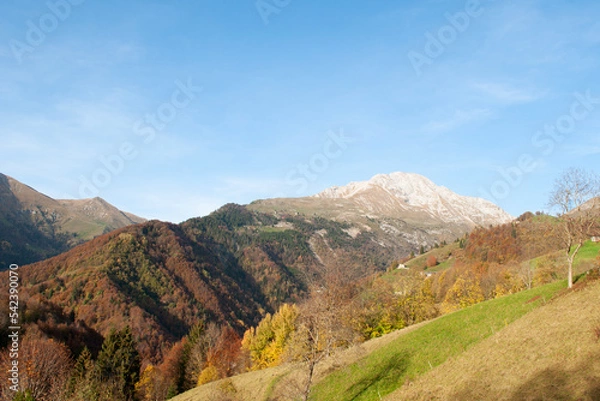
[517,261,534,290]
[286,265,357,401]
[548,168,600,288]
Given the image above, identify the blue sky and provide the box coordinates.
[1,0,600,223]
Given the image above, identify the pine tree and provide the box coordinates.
[179,320,206,391]
[67,347,93,394]
[96,326,141,401]
[12,390,35,401]
[67,347,100,400]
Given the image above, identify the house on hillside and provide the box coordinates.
[592,236,600,243]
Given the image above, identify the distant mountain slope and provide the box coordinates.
[0,173,145,267]
[250,172,513,254]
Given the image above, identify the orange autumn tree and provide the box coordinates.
[0,334,72,401]
[197,326,242,385]
[426,255,438,268]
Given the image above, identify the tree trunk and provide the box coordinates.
[302,361,316,401]
[567,243,582,289]
[568,257,573,289]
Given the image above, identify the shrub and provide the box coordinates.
[197,365,219,386]
[426,255,438,268]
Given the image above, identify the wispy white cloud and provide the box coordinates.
[566,143,600,157]
[471,82,546,105]
[54,99,134,136]
[421,108,493,135]
[578,146,600,156]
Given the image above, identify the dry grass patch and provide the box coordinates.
[386,280,600,401]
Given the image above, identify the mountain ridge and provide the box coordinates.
[0,172,146,267]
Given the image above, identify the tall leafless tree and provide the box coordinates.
[286,264,357,401]
[548,168,600,288]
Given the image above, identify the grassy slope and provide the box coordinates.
[173,243,599,401]
[170,365,291,401]
[575,240,600,270]
[387,278,600,401]
[309,280,565,401]
[404,242,458,272]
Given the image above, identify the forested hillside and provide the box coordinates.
[0,203,407,397]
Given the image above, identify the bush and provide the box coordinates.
[197,365,219,386]
[426,255,438,268]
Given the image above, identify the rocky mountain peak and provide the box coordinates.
[314,172,513,227]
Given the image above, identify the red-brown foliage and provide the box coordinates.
[426,255,438,268]
[0,332,73,401]
[207,326,242,378]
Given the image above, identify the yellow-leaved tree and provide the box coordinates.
[241,303,299,370]
[441,276,484,313]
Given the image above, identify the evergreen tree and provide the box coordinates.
[67,346,101,400]
[96,326,141,401]
[179,320,205,391]
[67,347,93,395]
[12,390,35,401]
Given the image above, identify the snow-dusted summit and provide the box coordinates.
[314,172,513,227]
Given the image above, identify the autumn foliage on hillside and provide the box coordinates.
[0,204,409,399]
[11,220,268,364]
[237,212,576,377]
